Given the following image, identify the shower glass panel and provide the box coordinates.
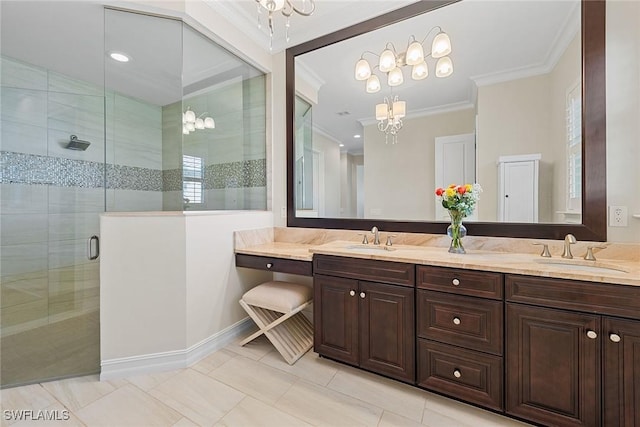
[1,0,105,387]
[178,25,267,211]
[104,9,182,213]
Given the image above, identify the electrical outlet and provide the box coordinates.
[280,206,287,219]
[609,205,628,227]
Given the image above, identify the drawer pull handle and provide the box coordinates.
[360,292,366,299]
[453,317,461,325]
[349,290,356,297]
[452,278,460,286]
[453,369,462,378]
[586,330,598,339]
[266,263,273,269]
[609,333,621,343]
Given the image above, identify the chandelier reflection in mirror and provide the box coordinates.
[182,107,215,135]
[376,96,406,144]
[354,27,453,93]
[255,0,316,49]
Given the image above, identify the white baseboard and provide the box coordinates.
[100,317,253,381]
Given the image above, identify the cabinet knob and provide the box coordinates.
[360,292,366,299]
[609,333,621,343]
[452,278,460,286]
[453,317,461,325]
[266,263,273,269]
[349,290,355,297]
[453,369,462,378]
[586,330,598,339]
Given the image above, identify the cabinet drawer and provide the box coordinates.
[417,266,502,300]
[506,274,640,320]
[418,339,503,411]
[314,255,414,287]
[235,254,312,276]
[417,290,503,355]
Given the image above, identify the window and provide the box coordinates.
[566,82,581,212]
[183,155,203,204]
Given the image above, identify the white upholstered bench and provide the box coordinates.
[239,281,313,364]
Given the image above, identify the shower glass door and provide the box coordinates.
[1,1,105,387]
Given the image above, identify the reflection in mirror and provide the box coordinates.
[293,0,583,225]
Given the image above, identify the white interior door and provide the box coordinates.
[499,160,538,222]
[435,133,476,220]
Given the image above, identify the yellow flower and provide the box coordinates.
[465,184,472,192]
[445,187,456,198]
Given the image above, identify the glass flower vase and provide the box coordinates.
[447,210,467,254]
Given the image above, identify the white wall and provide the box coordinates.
[363,108,475,220]
[606,0,640,243]
[100,211,273,378]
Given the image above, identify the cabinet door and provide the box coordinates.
[313,274,359,365]
[506,303,600,427]
[359,281,415,383]
[603,317,640,427]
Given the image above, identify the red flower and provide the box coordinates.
[457,186,466,195]
[435,188,444,196]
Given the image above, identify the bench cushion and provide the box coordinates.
[242,281,312,313]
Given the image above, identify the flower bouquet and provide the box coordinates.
[435,183,482,254]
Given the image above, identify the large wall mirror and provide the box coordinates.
[286,0,606,241]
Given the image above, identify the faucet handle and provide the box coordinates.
[385,235,397,246]
[358,233,369,245]
[584,245,606,261]
[532,243,552,258]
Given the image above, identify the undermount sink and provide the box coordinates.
[345,244,396,252]
[534,258,629,274]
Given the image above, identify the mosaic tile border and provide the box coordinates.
[1,151,266,192]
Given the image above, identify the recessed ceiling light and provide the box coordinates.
[354,134,361,138]
[339,144,345,147]
[109,52,130,63]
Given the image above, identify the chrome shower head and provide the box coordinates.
[65,135,91,151]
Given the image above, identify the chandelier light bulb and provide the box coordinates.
[392,100,406,119]
[355,59,372,81]
[412,61,429,80]
[431,32,452,58]
[387,67,404,87]
[379,49,397,73]
[435,56,454,77]
[366,75,381,93]
[195,118,205,130]
[259,0,285,12]
[405,40,424,66]
[204,117,216,129]
[185,109,196,123]
[375,103,388,121]
[186,122,195,132]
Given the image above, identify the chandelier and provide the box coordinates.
[182,107,215,135]
[354,27,453,93]
[255,0,316,49]
[375,96,406,144]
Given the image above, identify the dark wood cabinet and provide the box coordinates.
[313,255,415,383]
[506,274,640,427]
[603,317,640,427]
[235,253,312,276]
[506,303,601,427]
[416,266,504,410]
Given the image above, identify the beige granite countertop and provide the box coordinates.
[234,228,640,287]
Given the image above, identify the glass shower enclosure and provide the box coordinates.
[0,2,266,387]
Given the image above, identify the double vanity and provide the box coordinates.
[235,228,640,427]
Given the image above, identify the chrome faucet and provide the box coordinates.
[562,234,577,259]
[371,226,381,245]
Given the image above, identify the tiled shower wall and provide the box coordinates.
[162,76,267,211]
[1,56,267,334]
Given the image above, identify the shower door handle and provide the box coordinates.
[88,235,100,260]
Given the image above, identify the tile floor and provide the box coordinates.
[1,336,533,427]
